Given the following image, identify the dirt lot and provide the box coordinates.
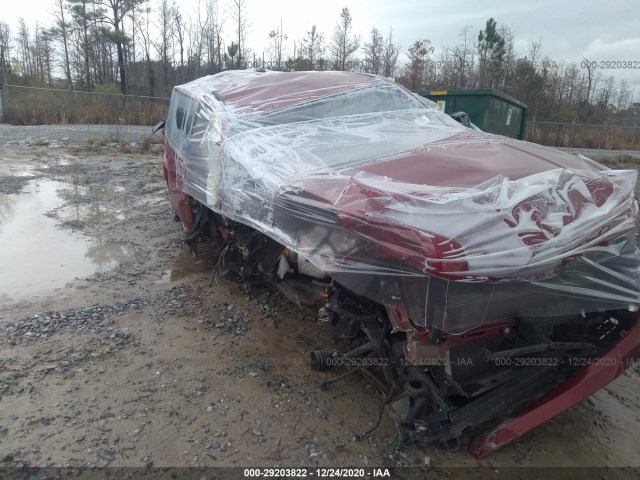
[1,126,640,476]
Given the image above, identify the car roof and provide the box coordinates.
[174,70,400,114]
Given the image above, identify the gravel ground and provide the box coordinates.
[1,124,639,476]
[0,124,161,148]
[555,147,640,160]
[1,124,637,159]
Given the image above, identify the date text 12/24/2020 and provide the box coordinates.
[243,468,391,478]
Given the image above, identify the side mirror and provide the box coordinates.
[450,111,471,128]
[153,119,166,134]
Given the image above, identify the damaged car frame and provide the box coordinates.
[157,70,640,457]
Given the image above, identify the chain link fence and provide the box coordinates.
[0,71,8,123]
[2,83,640,150]
[2,84,169,126]
[525,120,640,150]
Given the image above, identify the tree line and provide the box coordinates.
[0,0,638,125]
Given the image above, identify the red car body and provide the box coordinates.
[160,70,640,456]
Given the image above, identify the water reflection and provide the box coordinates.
[0,179,135,305]
[55,181,128,224]
[0,193,15,226]
[86,238,138,273]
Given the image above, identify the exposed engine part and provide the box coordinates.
[311,284,636,450]
[310,349,335,371]
[293,254,328,279]
[177,207,639,454]
[277,255,293,279]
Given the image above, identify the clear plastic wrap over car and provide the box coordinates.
[164,70,640,334]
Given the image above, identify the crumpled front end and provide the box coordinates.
[323,165,640,333]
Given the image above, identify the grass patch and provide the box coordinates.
[593,154,638,170]
[592,154,640,187]
[6,84,168,126]
[527,125,640,150]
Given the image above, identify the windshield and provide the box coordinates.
[224,83,462,137]
[253,84,423,125]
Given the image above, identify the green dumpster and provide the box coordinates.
[415,89,527,140]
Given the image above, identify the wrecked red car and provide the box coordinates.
[158,70,640,456]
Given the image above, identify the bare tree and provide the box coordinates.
[582,57,594,105]
[402,39,433,90]
[68,0,100,89]
[0,23,13,76]
[200,0,223,73]
[52,0,73,87]
[449,26,474,88]
[155,0,174,87]
[597,74,616,111]
[173,6,186,76]
[135,6,154,94]
[528,38,542,69]
[16,19,33,78]
[128,7,137,66]
[301,25,324,70]
[189,2,204,77]
[230,0,248,67]
[35,24,55,85]
[329,7,359,71]
[381,27,400,78]
[509,57,544,117]
[497,24,514,91]
[6,7,638,131]
[617,80,632,112]
[363,27,383,75]
[432,48,453,88]
[267,19,286,70]
[95,0,146,94]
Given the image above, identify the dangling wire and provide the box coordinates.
[209,244,230,286]
[354,389,395,441]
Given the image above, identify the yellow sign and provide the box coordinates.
[430,90,448,95]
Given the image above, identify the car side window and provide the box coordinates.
[175,106,185,131]
[167,92,201,149]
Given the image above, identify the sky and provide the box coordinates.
[3,0,640,101]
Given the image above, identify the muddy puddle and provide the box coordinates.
[0,179,137,305]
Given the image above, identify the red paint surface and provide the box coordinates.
[162,134,193,231]
[176,71,394,113]
[468,316,640,459]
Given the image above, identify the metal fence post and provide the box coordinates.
[532,117,536,142]
[0,69,6,123]
[67,88,72,123]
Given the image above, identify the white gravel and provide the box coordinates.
[0,124,162,147]
[556,147,640,161]
[1,124,637,160]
